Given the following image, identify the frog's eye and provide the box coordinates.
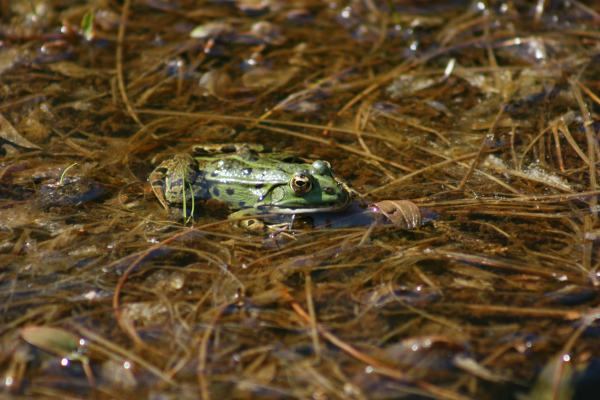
[290,174,312,195]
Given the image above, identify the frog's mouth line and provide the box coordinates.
[259,197,352,214]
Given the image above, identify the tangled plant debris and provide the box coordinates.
[2,1,600,399]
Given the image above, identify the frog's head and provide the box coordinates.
[258,160,351,213]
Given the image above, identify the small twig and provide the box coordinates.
[414,144,521,194]
[70,323,176,386]
[509,126,518,170]
[116,0,143,127]
[336,60,415,116]
[354,101,396,180]
[246,231,359,269]
[363,151,479,196]
[571,79,598,224]
[456,107,504,191]
[557,121,589,165]
[258,124,413,173]
[198,308,224,400]
[304,271,321,361]
[551,125,565,172]
[135,108,409,145]
[378,111,451,145]
[464,304,581,320]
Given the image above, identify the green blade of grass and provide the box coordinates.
[59,163,78,186]
[81,10,95,41]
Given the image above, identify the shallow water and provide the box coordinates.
[1,1,600,399]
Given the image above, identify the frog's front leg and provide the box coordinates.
[228,209,296,233]
[149,153,199,210]
[228,209,267,232]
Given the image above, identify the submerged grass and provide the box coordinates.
[1,1,600,399]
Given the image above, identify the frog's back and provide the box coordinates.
[198,154,311,209]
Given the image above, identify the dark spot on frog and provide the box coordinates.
[212,187,220,197]
[226,187,235,195]
[151,181,163,187]
[238,201,246,207]
[254,183,265,189]
[211,170,219,177]
[154,167,168,174]
[242,168,252,175]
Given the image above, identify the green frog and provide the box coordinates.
[149,144,352,222]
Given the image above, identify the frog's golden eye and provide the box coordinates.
[290,174,312,195]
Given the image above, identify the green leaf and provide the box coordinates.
[20,326,86,361]
[81,9,95,41]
